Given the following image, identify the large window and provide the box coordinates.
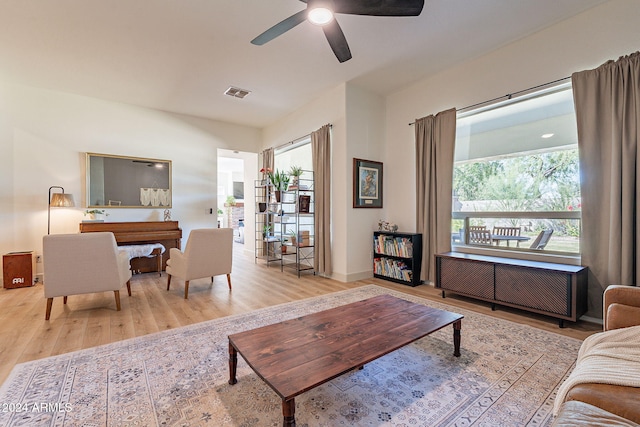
[453,83,581,255]
[274,136,312,172]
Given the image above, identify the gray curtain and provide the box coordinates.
[415,108,457,283]
[572,51,640,317]
[312,124,332,275]
[262,148,274,174]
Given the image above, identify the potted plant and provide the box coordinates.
[268,169,290,202]
[84,209,108,221]
[289,166,303,189]
[262,224,272,240]
[259,167,272,185]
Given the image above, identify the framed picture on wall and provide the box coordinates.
[353,158,383,208]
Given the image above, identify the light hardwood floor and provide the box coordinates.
[0,243,601,385]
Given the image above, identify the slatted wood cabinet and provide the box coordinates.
[435,252,587,327]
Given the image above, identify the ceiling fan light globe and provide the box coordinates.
[308,7,334,26]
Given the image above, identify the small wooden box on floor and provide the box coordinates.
[3,251,36,289]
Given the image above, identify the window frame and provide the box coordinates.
[451,83,581,264]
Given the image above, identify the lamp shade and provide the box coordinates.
[49,193,75,208]
[48,186,75,234]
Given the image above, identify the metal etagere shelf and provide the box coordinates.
[254,170,315,277]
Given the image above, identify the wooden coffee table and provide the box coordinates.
[228,294,463,426]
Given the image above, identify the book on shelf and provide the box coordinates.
[374,234,413,258]
[373,257,412,282]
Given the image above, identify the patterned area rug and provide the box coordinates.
[0,285,580,426]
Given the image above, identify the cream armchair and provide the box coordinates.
[43,232,132,320]
[166,228,233,299]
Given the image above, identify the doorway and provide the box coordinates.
[217,149,257,253]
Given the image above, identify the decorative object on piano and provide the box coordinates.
[164,209,171,221]
[84,209,108,222]
[378,219,398,232]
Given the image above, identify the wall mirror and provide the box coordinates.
[86,153,172,208]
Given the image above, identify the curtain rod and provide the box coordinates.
[261,123,332,153]
[408,76,571,125]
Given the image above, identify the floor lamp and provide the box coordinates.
[48,186,75,234]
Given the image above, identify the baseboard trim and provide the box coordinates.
[329,270,373,283]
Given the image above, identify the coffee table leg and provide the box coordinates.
[283,398,296,426]
[453,320,462,357]
[228,341,238,385]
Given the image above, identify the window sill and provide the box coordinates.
[451,244,581,266]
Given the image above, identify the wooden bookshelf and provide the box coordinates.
[373,232,422,286]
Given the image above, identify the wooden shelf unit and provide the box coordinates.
[373,231,422,287]
[435,252,587,327]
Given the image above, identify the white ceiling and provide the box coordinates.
[0,0,608,128]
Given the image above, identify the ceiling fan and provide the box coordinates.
[251,0,425,63]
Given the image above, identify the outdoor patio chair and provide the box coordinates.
[469,229,493,245]
[529,229,554,250]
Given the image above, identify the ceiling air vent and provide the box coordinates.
[224,86,251,99]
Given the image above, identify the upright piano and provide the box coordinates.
[79,221,182,273]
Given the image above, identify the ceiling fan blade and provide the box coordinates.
[322,19,352,63]
[331,0,424,16]
[251,10,307,45]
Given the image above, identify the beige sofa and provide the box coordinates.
[553,285,640,425]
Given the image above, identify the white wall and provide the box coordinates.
[0,82,261,278]
[344,84,385,281]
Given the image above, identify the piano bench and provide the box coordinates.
[119,244,165,276]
